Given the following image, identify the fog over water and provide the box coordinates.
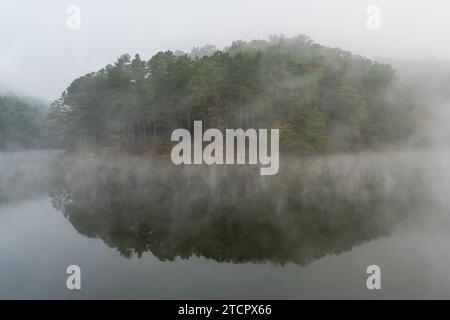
[1,145,450,298]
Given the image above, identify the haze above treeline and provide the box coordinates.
[0,34,447,153]
[3,0,450,101]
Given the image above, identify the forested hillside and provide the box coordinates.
[47,35,420,153]
[0,95,46,150]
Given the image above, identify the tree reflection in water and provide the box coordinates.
[49,153,426,266]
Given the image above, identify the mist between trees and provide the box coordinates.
[2,34,428,155]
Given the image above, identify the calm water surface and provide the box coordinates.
[1,150,450,299]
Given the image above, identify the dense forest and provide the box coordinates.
[46,35,420,154]
[1,35,422,153]
[0,95,46,150]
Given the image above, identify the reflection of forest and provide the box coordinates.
[49,153,426,265]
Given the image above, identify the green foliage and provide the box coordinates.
[48,35,417,153]
[152,136,171,155]
[0,95,46,150]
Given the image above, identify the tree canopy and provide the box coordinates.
[0,95,46,150]
[47,35,418,153]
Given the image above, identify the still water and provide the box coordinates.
[1,150,450,299]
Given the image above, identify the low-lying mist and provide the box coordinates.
[3,142,450,266]
[44,148,447,265]
[0,150,60,204]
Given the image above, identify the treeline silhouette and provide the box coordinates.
[47,35,418,153]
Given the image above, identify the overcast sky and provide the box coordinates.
[1,0,450,101]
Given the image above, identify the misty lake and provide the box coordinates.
[2,149,450,299]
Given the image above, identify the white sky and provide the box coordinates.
[1,0,450,101]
